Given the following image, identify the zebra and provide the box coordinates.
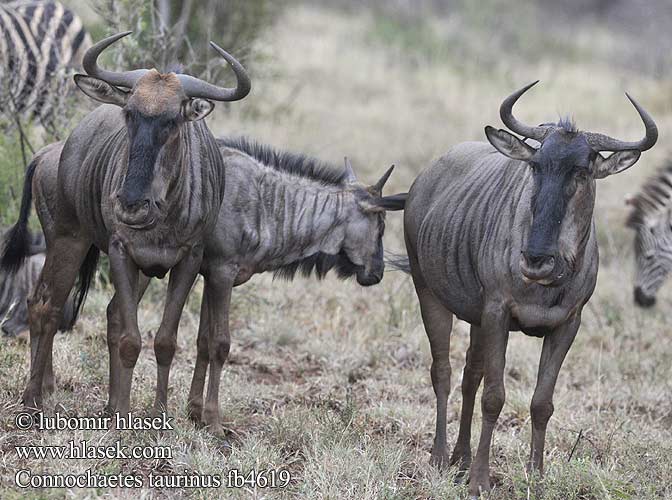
[0,229,74,338]
[0,1,91,123]
[626,163,672,307]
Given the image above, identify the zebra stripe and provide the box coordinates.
[627,163,672,300]
[0,1,91,121]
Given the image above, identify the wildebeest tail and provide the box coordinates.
[64,245,100,330]
[385,253,411,274]
[1,158,38,274]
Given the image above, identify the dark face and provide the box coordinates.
[114,107,182,228]
[355,213,386,286]
[520,131,596,283]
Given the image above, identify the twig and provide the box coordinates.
[567,428,583,462]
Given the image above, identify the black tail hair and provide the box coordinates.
[1,158,38,274]
[62,245,99,330]
[385,253,411,274]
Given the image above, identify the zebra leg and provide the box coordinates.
[468,302,509,497]
[105,274,150,415]
[450,324,486,472]
[152,249,202,416]
[528,313,580,474]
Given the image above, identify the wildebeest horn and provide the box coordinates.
[83,32,251,102]
[175,41,251,102]
[583,94,658,152]
[374,165,395,192]
[500,80,552,141]
[344,157,357,183]
[83,31,149,89]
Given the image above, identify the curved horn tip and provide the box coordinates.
[375,165,395,190]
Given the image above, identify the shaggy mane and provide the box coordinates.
[217,136,348,186]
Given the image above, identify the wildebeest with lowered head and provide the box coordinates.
[0,31,251,416]
[402,81,657,496]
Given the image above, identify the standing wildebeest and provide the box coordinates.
[0,31,251,415]
[402,81,657,496]
[0,230,74,338]
[625,164,672,307]
[184,138,406,433]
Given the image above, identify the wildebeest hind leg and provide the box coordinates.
[187,292,209,425]
[450,325,486,472]
[105,274,150,415]
[153,250,202,415]
[23,236,91,410]
[527,313,580,475]
[200,267,235,437]
[415,285,454,469]
[468,304,509,497]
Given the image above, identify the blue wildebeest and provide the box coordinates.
[0,1,91,122]
[401,81,657,496]
[0,31,251,416]
[625,164,672,307]
[0,230,74,338]
[185,138,406,433]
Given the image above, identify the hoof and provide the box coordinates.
[429,449,451,469]
[449,451,472,472]
[187,403,203,425]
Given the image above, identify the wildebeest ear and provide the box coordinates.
[484,125,536,161]
[73,74,129,107]
[183,98,214,121]
[372,193,407,211]
[594,150,641,179]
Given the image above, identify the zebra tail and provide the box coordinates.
[1,158,38,274]
[385,253,411,274]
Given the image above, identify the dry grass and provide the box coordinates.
[1,3,672,499]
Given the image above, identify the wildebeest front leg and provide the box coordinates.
[450,325,486,471]
[24,236,91,410]
[153,249,202,415]
[416,286,454,468]
[105,274,150,415]
[108,239,142,416]
[468,303,509,497]
[528,313,581,474]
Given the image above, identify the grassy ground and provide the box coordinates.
[1,3,672,499]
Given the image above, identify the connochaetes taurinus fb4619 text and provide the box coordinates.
[0,31,251,418]
[402,81,657,496]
